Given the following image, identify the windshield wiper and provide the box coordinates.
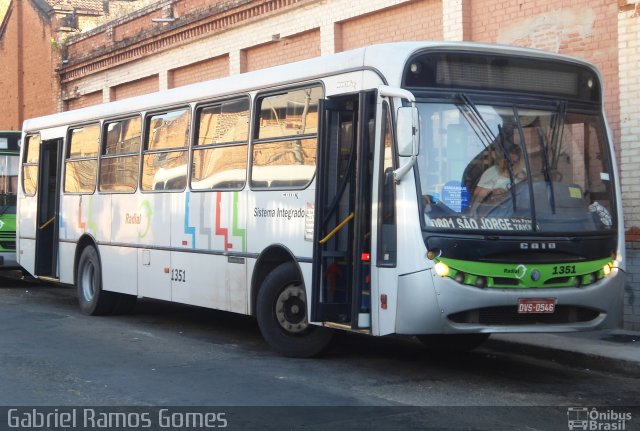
[455,93,496,148]
[550,101,567,170]
[537,128,556,214]
[496,125,517,212]
[457,94,521,210]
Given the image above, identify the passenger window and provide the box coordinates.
[22,134,40,196]
[100,117,141,192]
[64,124,100,193]
[192,98,249,190]
[252,86,322,188]
[141,108,190,191]
[378,103,396,266]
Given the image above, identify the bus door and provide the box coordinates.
[312,92,375,328]
[34,138,62,277]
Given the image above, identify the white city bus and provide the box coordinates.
[18,42,625,357]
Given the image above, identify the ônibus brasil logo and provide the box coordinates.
[567,407,632,430]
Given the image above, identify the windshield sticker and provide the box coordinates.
[428,216,532,231]
[588,202,613,228]
[441,181,470,212]
[568,187,582,199]
[600,172,610,181]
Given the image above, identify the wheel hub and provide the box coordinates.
[275,284,308,334]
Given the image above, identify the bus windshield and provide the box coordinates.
[417,101,615,234]
[0,153,19,211]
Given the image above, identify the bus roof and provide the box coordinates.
[22,41,598,133]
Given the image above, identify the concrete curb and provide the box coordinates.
[485,336,640,377]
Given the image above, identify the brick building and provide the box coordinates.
[0,0,157,130]
[1,0,640,329]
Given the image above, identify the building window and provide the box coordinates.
[142,108,190,191]
[65,124,100,194]
[192,98,249,190]
[252,86,322,188]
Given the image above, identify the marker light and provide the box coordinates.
[603,263,612,277]
[434,262,450,277]
[426,249,440,260]
[612,253,622,268]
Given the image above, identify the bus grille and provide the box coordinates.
[448,306,600,325]
[0,231,15,250]
[0,241,15,250]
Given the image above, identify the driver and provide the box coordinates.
[471,143,526,213]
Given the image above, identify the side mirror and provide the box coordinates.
[396,106,419,157]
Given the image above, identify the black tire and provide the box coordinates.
[416,333,490,352]
[112,294,137,315]
[76,246,115,316]
[256,262,333,358]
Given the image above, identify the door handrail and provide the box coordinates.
[38,217,55,230]
[319,212,354,244]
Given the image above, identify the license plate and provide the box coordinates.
[517,298,556,314]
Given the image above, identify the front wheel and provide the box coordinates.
[416,333,490,352]
[256,262,333,358]
[76,245,115,315]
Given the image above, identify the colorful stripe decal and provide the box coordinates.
[215,192,232,251]
[77,197,86,230]
[87,196,96,235]
[183,192,196,249]
[138,199,152,239]
[232,192,246,252]
[76,195,96,235]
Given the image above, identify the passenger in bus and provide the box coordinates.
[470,143,526,214]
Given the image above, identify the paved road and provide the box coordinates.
[0,272,638,430]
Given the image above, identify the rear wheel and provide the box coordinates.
[416,333,490,352]
[76,245,115,315]
[256,262,333,357]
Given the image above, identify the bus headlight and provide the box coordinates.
[434,262,450,277]
[603,262,613,277]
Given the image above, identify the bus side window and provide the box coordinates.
[65,124,100,194]
[251,86,323,189]
[100,116,141,193]
[142,108,190,191]
[191,98,249,191]
[22,135,40,196]
[378,102,396,266]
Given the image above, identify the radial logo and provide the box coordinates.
[503,264,527,279]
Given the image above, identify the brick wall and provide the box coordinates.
[469,0,620,162]
[22,5,57,123]
[112,74,159,101]
[0,1,20,130]
[339,0,443,51]
[619,3,640,330]
[66,90,103,110]
[113,9,164,43]
[0,1,56,130]
[243,29,320,72]
[169,55,230,88]
[173,0,228,18]
[627,247,640,330]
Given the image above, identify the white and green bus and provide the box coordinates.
[17,42,625,357]
[0,131,20,269]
